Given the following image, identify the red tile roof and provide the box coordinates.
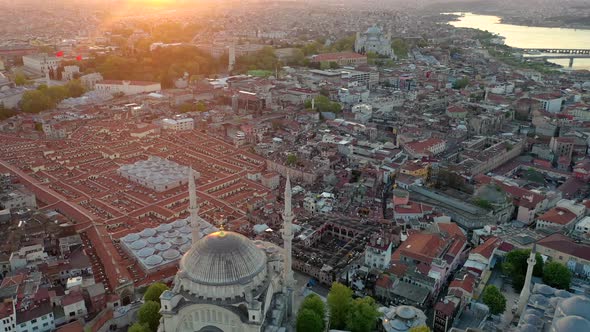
[538,207,577,225]
[537,233,590,261]
[471,237,502,260]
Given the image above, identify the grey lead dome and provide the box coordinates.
[179,231,268,286]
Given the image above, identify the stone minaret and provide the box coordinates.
[282,175,295,316]
[516,246,537,317]
[188,167,200,244]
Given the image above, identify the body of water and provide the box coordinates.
[447,12,590,70]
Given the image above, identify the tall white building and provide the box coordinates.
[354,26,394,57]
[22,53,61,75]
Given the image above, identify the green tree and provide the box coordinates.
[482,285,506,315]
[0,104,17,120]
[304,95,341,113]
[128,323,149,332]
[14,73,29,86]
[144,282,169,302]
[138,301,161,332]
[391,39,409,58]
[286,154,297,166]
[327,282,353,330]
[21,90,54,113]
[346,296,381,332]
[296,308,324,332]
[543,262,572,290]
[329,61,339,69]
[409,326,431,332]
[45,86,69,103]
[65,79,85,98]
[453,78,469,89]
[299,294,326,326]
[178,103,195,113]
[196,101,207,112]
[503,249,544,291]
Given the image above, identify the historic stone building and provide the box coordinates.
[354,26,394,57]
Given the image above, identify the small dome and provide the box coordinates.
[140,228,156,238]
[129,240,147,250]
[556,296,590,320]
[396,306,416,319]
[555,290,572,298]
[122,233,139,243]
[552,316,590,332]
[162,249,180,260]
[519,324,539,332]
[172,236,188,246]
[530,294,549,307]
[535,284,555,296]
[147,235,164,244]
[179,231,267,286]
[163,230,180,238]
[156,223,172,232]
[173,219,187,228]
[179,243,191,254]
[138,247,155,258]
[523,314,543,327]
[179,226,192,234]
[389,319,408,331]
[145,255,163,266]
[366,26,381,35]
[155,242,172,251]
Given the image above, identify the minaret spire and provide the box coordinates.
[188,167,200,244]
[282,174,295,317]
[516,245,537,316]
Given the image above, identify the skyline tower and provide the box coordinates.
[516,245,537,317]
[188,167,200,244]
[282,174,296,318]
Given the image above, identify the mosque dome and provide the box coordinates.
[551,316,590,332]
[179,231,268,286]
[366,25,382,35]
[555,296,590,320]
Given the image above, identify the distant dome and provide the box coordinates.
[179,231,267,286]
[366,26,382,35]
[555,296,590,320]
[551,316,590,332]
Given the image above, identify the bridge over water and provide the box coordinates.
[518,48,590,67]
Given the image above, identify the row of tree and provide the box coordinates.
[20,80,85,113]
[503,249,572,291]
[80,45,225,88]
[304,95,342,113]
[128,282,170,332]
[297,282,381,332]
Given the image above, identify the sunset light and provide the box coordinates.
[1,0,589,331]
